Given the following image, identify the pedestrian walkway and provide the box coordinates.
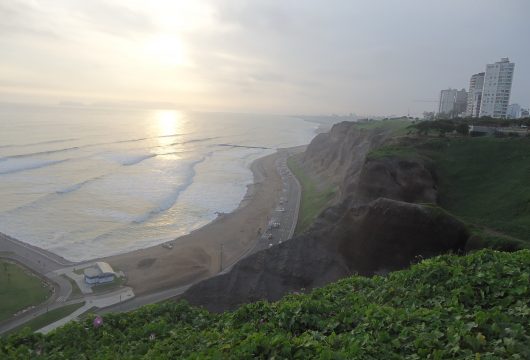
[36,287,135,334]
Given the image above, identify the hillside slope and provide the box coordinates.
[181,120,467,311]
[183,198,468,311]
[2,249,528,359]
[369,136,530,249]
[300,120,394,201]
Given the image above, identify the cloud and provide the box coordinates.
[0,2,60,38]
[65,0,157,38]
[0,0,529,115]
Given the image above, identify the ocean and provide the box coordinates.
[0,104,317,261]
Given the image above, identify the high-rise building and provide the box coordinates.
[465,72,485,117]
[455,89,468,115]
[438,88,468,116]
[479,58,515,118]
[439,89,457,114]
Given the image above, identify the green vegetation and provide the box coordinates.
[0,259,51,322]
[408,117,530,137]
[408,119,469,136]
[367,144,420,160]
[72,268,85,276]
[355,117,412,136]
[425,137,530,242]
[287,156,335,234]
[367,130,530,249]
[1,249,528,358]
[4,302,85,336]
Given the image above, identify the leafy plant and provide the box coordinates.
[1,249,528,359]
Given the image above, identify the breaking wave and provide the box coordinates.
[0,158,69,175]
[132,154,212,225]
[4,146,80,159]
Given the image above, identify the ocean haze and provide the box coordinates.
[0,104,317,261]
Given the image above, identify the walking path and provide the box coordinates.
[37,287,134,334]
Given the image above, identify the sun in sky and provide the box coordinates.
[144,35,191,67]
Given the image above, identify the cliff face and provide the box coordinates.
[351,157,437,206]
[181,121,468,312]
[301,122,391,201]
[302,121,437,207]
[183,198,468,312]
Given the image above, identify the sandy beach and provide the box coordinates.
[103,151,285,295]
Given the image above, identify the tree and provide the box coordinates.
[455,123,469,136]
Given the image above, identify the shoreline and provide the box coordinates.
[101,149,289,295]
[0,147,301,296]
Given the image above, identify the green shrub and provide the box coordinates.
[1,249,529,359]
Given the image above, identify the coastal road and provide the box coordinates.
[0,232,74,272]
[0,233,75,302]
[0,297,84,335]
[0,233,75,333]
[250,148,301,253]
[98,284,193,314]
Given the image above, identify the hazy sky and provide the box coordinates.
[1,0,529,116]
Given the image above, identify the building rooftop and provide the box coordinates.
[84,268,100,278]
[96,262,116,276]
[83,262,116,278]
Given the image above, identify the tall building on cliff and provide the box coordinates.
[479,58,515,118]
[465,72,485,117]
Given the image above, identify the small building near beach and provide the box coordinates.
[84,262,116,285]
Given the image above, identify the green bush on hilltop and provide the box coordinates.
[1,249,529,359]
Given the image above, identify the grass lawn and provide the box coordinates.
[287,156,336,234]
[422,137,530,243]
[367,144,421,160]
[4,302,85,335]
[0,259,52,322]
[355,118,413,136]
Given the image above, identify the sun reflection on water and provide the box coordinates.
[156,110,183,137]
[152,110,186,157]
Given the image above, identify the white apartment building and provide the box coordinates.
[479,58,515,118]
[465,72,485,117]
